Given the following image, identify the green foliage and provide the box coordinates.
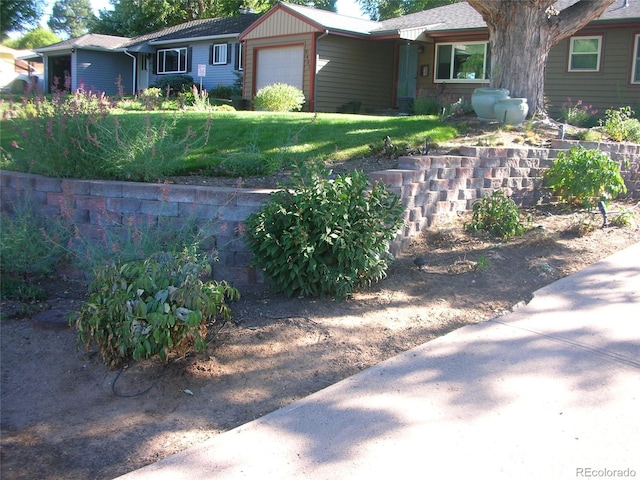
[2,27,60,49]
[245,163,405,300]
[465,190,529,240]
[600,106,640,143]
[3,89,213,181]
[209,84,238,100]
[151,75,195,97]
[609,206,636,227]
[0,203,70,278]
[560,98,598,127]
[1,0,44,39]
[253,83,306,112]
[48,0,95,37]
[543,146,627,208]
[71,247,240,368]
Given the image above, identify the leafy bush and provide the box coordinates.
[245,164,405,300]
[543,146,627,208]
[71,247,240,368]
[253,83,305,112]
[151,74,195,97]
[600,106,640,142]
[209,84,237,99]
[465,190,529,239]
[560,98,598,127]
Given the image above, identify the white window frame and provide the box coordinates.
[434,41,490,83]
[237,43,243,71]
[212,44,228,65]
[157,47,188,74]
[568,35,602,72]
[632,34,640,84]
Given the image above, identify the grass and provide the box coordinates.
[0,104,457,180]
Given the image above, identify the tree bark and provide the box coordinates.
[467,0,616,117]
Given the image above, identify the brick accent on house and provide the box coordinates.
[2,141,638,286]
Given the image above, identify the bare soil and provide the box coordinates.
[1,120,639,480]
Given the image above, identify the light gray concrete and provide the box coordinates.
[116,242,640,480]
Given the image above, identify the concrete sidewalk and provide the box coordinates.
[116,243,640,480]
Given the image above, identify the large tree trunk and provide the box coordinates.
[467,0,616,117]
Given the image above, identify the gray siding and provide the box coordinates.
[546,27,640,120]
[315,36,395,113]
[75,50,132,95]
[148,39,242,92]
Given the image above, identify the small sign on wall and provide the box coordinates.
[198,64,206,77]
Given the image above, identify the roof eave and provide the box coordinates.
[149,33,240,45]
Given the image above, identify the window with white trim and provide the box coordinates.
[211,44,228,65]
[568,36,602,72]
[632,34,640,84]
[157,47,188,74]
[236,43,243,71]
[435,41,490,82]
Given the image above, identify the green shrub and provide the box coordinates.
[253,83,305,112]
[71,247,240,368]
[465,190,529,239]
[245,163,405,300]
[543,146,627,208]
[151,74,195,97]
[209,84,237,99]
[600,106,640,142]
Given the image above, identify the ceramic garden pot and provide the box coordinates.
[471,88,510,121]
[494,98,529,125]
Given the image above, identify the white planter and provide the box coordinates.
[494,98,529,125]
[471,88,510,121]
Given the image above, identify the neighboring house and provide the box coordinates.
[239,1,640,118]
[0,45,43,92]
[33,13,261,95]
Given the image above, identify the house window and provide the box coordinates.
[157,47,188,74]
[211,44,228,65]
[236,43,243,71]
[632,34,640,84]
[568,36,602,72]
[435,41,490,82]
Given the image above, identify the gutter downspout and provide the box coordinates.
[123,50,137,94]
[313,30,329,112]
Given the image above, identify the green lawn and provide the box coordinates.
[0,108,458,180]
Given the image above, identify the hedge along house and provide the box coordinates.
[239,1,640,119]
[34,13,261,96]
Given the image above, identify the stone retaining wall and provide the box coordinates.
[2,140,638,286]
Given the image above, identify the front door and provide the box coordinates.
[397,44,419,112]
[137,54,149,92]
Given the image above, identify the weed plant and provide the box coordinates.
[465,190,530,240]
[560,98,598,127]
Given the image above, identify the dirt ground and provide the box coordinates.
[1,120,639,480]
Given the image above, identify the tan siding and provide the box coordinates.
[315,36,395,112]
[546,28,640,120]
[242,10,320,40]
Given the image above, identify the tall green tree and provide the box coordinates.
[91,0,336,37]
[356,0,460,21]
[2,27,61,49]
[467,0,616,117]
[48,0,96,38]
[0,0,45,40]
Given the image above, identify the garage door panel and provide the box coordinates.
[256,46,304,91]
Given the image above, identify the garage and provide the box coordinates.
[255,45,304,91]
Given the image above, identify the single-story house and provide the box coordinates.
[239,0,640,118]
[34,12,261,96]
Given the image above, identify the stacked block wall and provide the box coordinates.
[2,141,638,285]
